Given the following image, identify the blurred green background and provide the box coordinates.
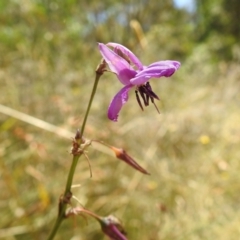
[1,0,240,239]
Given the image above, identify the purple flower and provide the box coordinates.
[98,42,181,121]
[100,215,128,240]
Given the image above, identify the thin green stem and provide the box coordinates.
[46,213,64,240]
[64,155,82,194]
[80,73,101,139]
[47,72,102,240]
[47,155,81,240]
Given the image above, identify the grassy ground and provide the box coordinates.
[1,1,240,240]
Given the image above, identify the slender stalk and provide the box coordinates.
[47,154,82,240]
[47,72,102,240]
[80,73,101,139]
[46,213,64,240]
[65,155,81,193]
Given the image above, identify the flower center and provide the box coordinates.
[135,82,160,113]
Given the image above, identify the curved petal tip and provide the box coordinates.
[107,85,133,122]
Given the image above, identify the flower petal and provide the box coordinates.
[98,43,136,85]
[107,42,144,70]
[148,60,181,69]
[108,85,133,121]
[130,60,181,85]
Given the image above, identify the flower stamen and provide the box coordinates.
[138,86,148,106]
[135,90,144,111]
[136,82,160,113]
